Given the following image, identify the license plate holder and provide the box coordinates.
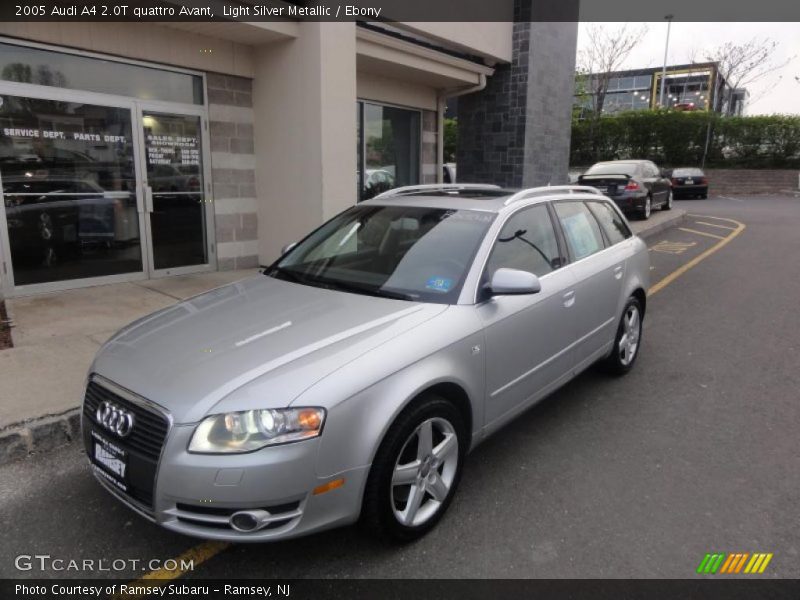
[91,429,129,492]
[685,178,694,184]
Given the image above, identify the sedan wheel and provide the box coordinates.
[662,189,673,211]
[361,396,465,541]
[641,196,651,220]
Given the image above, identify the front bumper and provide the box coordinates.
[83,388,368,542]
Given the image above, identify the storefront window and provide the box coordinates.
[0,42,203,105]
[357,101,420,201]
[0,94,142,286]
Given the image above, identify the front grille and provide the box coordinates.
[82,378,170,510]
[83,381,169,461]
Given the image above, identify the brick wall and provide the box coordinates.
[703,169,799,196]
[207,73,259,270]
[456,20,530,187]
[456,1,577,188]
[421,109,438,184]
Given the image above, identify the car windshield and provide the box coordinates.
[585,162,639,176]
[268,205,495,304]
[672,168,704,177]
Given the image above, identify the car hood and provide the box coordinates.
[91,275,448,423]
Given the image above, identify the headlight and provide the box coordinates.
[188,407,325,453]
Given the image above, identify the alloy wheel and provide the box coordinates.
[391,417,459,527]
[644,196,651,219]
[666,189,673,209]
[618,305,641,366]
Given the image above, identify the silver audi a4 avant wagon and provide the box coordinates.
[83,184,650,542]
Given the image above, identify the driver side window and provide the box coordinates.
[485,205,560,279]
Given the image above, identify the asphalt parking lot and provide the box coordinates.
[1,194,798,581]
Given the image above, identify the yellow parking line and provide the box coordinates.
[694,220,737,231]
[678,227,726,240]
[649,216,745,297]
[114,541,230,598]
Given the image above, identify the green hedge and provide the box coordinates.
[571,111,800,169]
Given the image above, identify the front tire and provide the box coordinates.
[361,395,466,542]
[603,296,643,376]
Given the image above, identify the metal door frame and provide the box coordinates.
[0,80,215,297]
[134,101,216,279]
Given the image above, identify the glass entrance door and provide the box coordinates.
[140,110,211,275]
[0,93,144,288]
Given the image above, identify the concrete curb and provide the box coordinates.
[0,211,689,467]
[0,408,81,466]
[633,210,687,240]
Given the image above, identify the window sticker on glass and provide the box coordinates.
[561,212,602,259]
[425,277,454,292]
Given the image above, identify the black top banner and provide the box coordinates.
[2,0,800,22]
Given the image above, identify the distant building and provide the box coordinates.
[574,62,747,117]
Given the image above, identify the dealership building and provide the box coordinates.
[0,12,577,297]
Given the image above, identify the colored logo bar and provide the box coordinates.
[697,553,773,574]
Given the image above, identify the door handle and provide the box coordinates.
[563,290,576,308]
[144,184,154,214]
[613,265,623,280]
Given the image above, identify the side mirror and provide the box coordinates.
[486,268,541,296]
[281,241,297,255]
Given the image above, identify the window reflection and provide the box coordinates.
[0,42,203,105]
[0,95,141,286]
[357,102,420,201]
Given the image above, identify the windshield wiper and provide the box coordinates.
[315,278,416,301]
[269,266,308,284]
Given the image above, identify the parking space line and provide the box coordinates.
[114,541,230,598]
[649,215,746,297]
[694,220,737,231]
[678,227,726,240]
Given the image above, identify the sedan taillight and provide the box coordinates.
[624,181,640,191]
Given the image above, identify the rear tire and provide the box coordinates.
[639,195,652,220]
[361,395,467,542]
[603,296,643,376]
[662,189,673,211]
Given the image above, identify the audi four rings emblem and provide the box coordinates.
[96,401,135,437]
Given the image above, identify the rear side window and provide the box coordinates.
[485,205,560,278]
[587,201,631,245]
[553,202,605,260]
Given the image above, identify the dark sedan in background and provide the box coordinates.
[670,168,708,199]
[578,160,672,220]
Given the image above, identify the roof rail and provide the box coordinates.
[373,183,502,199]
[503,185,603,206]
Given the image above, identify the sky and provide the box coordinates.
[577,22,800,115]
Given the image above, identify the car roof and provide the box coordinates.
[360,184,607,214]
